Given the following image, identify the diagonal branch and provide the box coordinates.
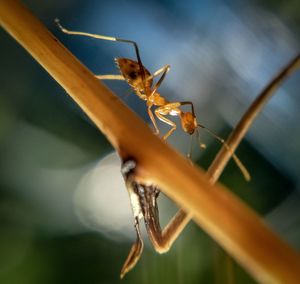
[207,54,300,182]
[1,1,300,283]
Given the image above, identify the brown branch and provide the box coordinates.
[1,1,300,283]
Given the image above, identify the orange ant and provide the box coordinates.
[55,19,249,180]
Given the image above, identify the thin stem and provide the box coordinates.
[208,54,300,182]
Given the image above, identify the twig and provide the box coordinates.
[208,54,300,182]
[1,1,300,283]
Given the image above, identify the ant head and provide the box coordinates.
[180,111,197,135]
[115,58,152,92]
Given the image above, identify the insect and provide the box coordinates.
[55,19,249,180]
[55,20,250,277]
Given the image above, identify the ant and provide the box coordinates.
[55,20,250,277]
[55,19,249,180]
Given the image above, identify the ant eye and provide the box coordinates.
[129,71,138,80]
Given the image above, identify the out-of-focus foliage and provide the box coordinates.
[1,0,299,283]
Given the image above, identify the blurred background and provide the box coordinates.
[1,0,300,283]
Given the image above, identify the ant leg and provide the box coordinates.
[148,106,160,134]
[145,66,171,130]
[155,108,177,140]
[55,19,146,84]
[95,74,125,80]
[150,65,171,80]
[150,65,171,96]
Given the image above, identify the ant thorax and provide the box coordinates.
[115,58,153,94]
[150,92,168,106]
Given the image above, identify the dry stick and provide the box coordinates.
[1,1,300,283]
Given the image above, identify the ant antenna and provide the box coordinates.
[196,124,251,181]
